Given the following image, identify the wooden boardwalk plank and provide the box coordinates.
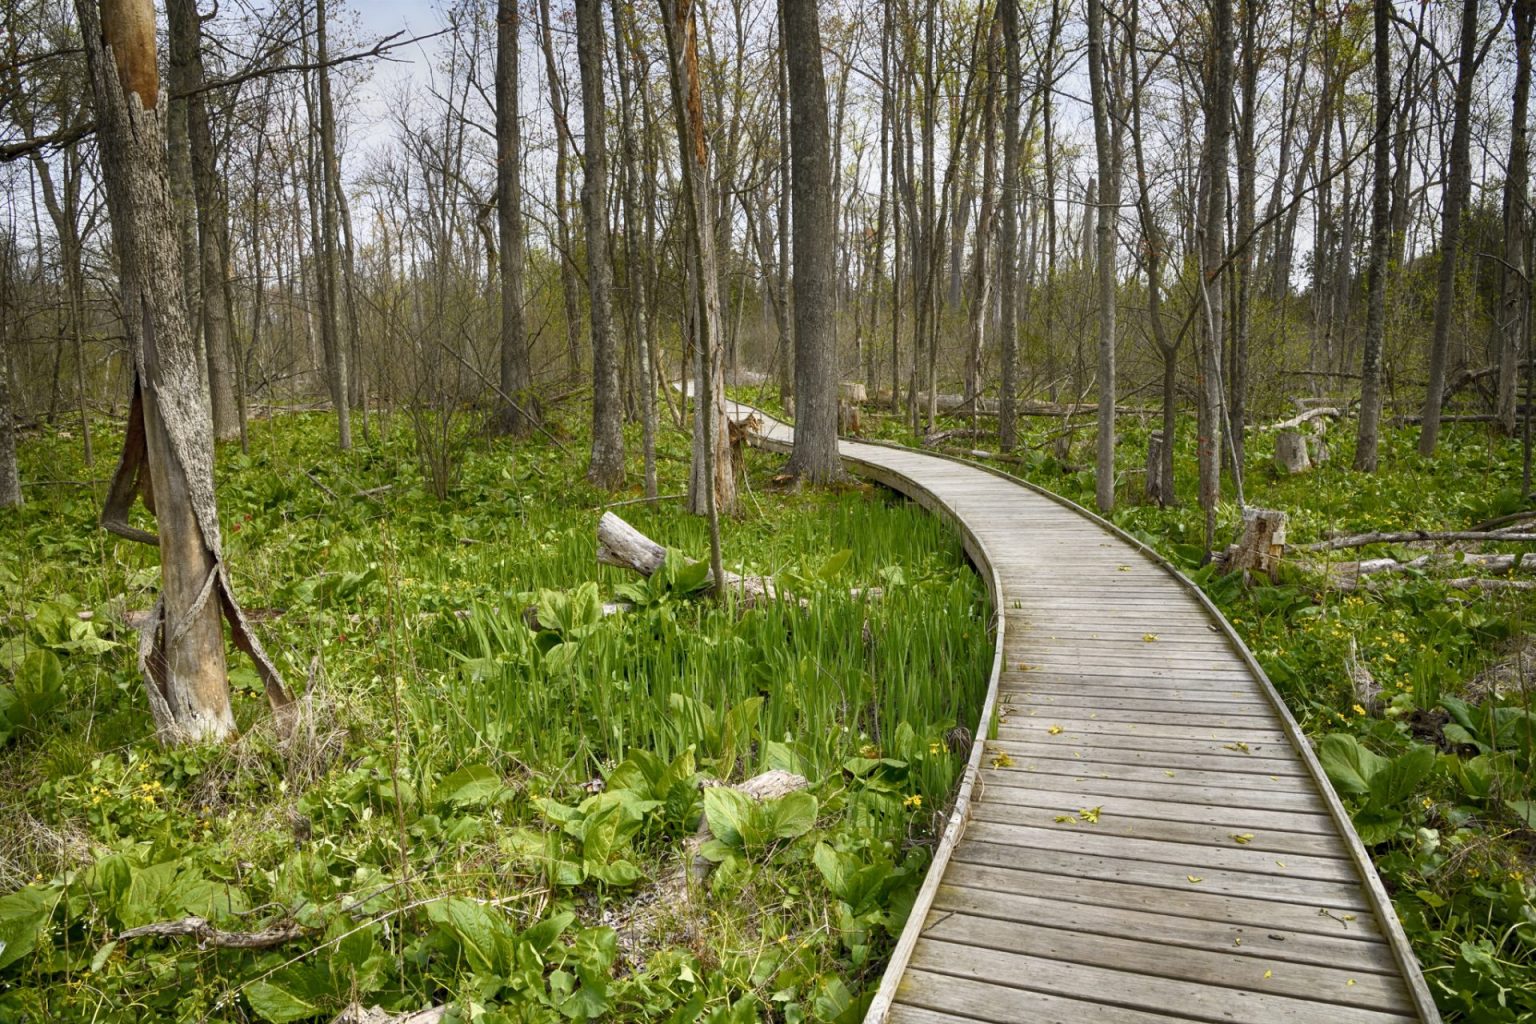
[729,404,1438,1023]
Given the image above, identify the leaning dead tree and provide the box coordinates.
[76,0,292,743]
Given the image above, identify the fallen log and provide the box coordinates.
[1297,530,1536,552]
[1261,407,1341,433]
[116,916,306,949]
[597,512,783,604]
[687,769,810,881]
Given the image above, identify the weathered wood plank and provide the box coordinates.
[909,939,1417,1024]
[984,752,1304,790]
[953,837,1371,908]
[962,819,1355,880]
[932,880,1396,972]
[976,779,1339,835]
[920,911,1414,1012]
[981,766,1328,812]
[986,736,1306,775]
[941,860,1386,941]
[971,800,1346,858]
[894,968,1193,1024]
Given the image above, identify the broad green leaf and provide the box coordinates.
[0,886,53,972]
[704,787,754,849]
[437,763,503,807]
[817,549,852,581]
[766,792,818,841]
[1367,745,1436,808]
[1317,734,1387,796]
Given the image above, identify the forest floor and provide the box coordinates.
[0,401,991,1023]
[2,390,1534,1021]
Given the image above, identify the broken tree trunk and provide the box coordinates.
[1145,431,1171,505]
[1275,430,1311,473]
[77,0,293,744]
[1220,508,1288,580]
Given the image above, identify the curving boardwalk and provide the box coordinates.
[730,401,1439,1024]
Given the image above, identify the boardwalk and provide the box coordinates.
[731,402,1439,1024]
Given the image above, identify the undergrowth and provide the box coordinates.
[0,404,991,1023]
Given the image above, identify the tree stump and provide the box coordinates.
[1221,508,1289,580]
[1306,433,1330,466]
[1274,430,1311,473]
[1145,431,1171,505]
[840,381,868,405]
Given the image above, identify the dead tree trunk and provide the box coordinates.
[75,0,293,744]
[1087,0,1117,514]
[1220,508,1288,581]
[661,0,734,592]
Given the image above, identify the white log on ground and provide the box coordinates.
[595,511,784,605]
[1260,406,1341,432]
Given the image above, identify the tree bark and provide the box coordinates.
[315,0,351,450]
[782,0,843,483]
[576,0,623,490]
[494,0,536,436]
[538,0,584,381]
[999,0,1020,451]
[1498,0,1534,436]
[1198,0,1235,551]
[76,0,292,743]
[1355,0,1392,472]
[1419,0,1481,456]
[614,0,656,499]
[1087,0,1116,514]
[0,285,18,507]
[661,0,736,544]
[167,0,237,442]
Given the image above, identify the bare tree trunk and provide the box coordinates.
[576,0,623,489]
[315,0,351,450]
[1198,0,1235,551]
[1419,0,1481,456]
[1230,0,1260,470]
[538,0,584,380]
[495,0,537,436]
[965,19,999,407]
[75,0,291,743]
[1499,0,1534,435]
[1088,0,1116,514]
[614,0,655,499]
[775,3,794,405]
[1355,0,1392,472]
[0,257,18,507]
[661,0,732,572]
[167,0,237,442]
[781,0,843,483]
[999,0,1020,451]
